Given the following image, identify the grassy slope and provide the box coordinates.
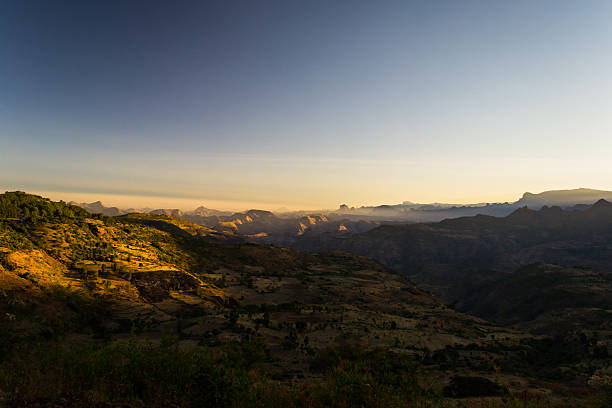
[0,192,609,407]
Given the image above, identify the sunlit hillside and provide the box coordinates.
[2,192,609,406]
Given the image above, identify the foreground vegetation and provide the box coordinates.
[0,336,434,408]
[3,336,608,408]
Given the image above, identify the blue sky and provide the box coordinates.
[2,1,612,210]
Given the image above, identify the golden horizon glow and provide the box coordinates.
[15,183,612,214]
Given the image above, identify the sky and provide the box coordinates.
[2,0,612,211]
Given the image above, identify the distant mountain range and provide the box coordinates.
[68,200,125,216]
[516,188,612,207]
[181,209,379,245]
[292,199,612,338]
[71,202,380,242]
[68,201,232,218]
[331,188,612,222]
[71,188,612,239]
[295,198,612,281]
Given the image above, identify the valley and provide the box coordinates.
[1,192,611,407]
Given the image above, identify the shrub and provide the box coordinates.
[443,375,509,398]
[0,337,267,407]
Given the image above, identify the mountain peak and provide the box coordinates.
[590,199,612,209]
[245,209,274,217]
[507,206,535,217]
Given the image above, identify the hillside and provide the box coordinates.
[455,263,612,332]
[1,192,608,406]
[451,200,612,270]
[0,193,517,357]
[295,200,612,277]
[293,202,612,342]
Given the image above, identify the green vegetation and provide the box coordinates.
[4,335,601,407]
[0,191,105,224]
[0,338,437,408]
[0,338,263,407]
[0,223,33,251]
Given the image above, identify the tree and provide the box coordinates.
[228,309,239,326]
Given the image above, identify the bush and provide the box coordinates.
[0,337,268,407]
[0,338,440,408]
[443,375,509,398]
